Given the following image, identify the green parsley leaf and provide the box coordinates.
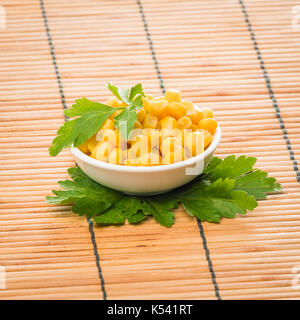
[108,82,145,139]
[107,83,129,103]
[46,155,282,227]
[46,167,172,226]
[49,98,117,156]
[204,155,282,200]
[179,178,257,222]
[46,167,122,217]
[108,83,144,106]
[235,169,282,199]
[144,196,178,227]
[93,197,150,225]
[114,106,138,140]
[93,207,126,225]
[204,155,257,181]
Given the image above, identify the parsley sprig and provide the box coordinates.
[49,83,145,156]
[46,155,281,227]
[108,83,145,140]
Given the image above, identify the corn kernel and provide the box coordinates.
[78,140,89,154]
[167,101,187,119]
[87,134,97,153]
[109,109,123,120]
[162,149,184,164]
[165,89,181,102]
[137,108,147,123]
[97,129,126,149]
[143,114,158,129]
[160,136,182,154]
[142,97,152,113]
[145,129,161,150]
[181,100,194,113]
[146,94,154,100]
[159,116,178,130]
[94,141,111,162]
[178,116,193,129]
[148,99,168,118]
[198,118,217,134]
[134,120,143,129]
[108,148,126,164]
[204,130,213,149]
[124,158,138,166]
[106,97,120,108]
[128,143,141,160]
[190,124,198,131]
[131,134,150,154]
[108,148,125,165]
[202,108,214,118]
[183,131,204,156]
[91,141,103,158]
[101,118,114,130]
[161,128,182,141]
[137,153,160,166]
[119,102,128,107]
[188,109,203,124]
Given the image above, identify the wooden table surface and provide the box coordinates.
[0,0,300,299]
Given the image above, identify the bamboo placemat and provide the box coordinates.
[0,0,299,300]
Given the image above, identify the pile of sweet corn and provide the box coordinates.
[78,89,218,166]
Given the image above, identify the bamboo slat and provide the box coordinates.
[0,0,300,300]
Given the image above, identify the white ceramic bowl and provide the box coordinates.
[71,126,221,195]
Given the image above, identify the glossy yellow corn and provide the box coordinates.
[143,114,158,129]
[142,97,152,113]
[137,108,147,123]
[188,109,203,124]
[190,124,198,131]
[101,118,114,130]
[134,120,143,129]
[94,141,111,162]
[167,101,187,119]
[159,116,178,130]
[204,130,213,148]
[145,129,161,150]
[198,118,217,134]
[183,131,204,156]
[106,97,120,108]
[164,89,181,102]
[137,153,160,166]
[87,134,97,153]
[178,116,193,129]
[97,129,126,149]
[128,142,141,160]
[160,136,182,155]
[202,108,214,119]
[146,94,154,100]
[162,148,184,164]
[78,140,89,154]
[148,99,168,118]
[108,148,125,165]
[181,100,194,113]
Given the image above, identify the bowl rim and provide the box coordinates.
[70,126,221,173]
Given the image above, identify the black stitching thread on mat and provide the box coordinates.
[239,0,300,183]
[40,0,67,117]
[40,0,107,299]
[137,0,165,94]
[137,0,221,300]
[197,219,221,300]
[88,219,107,299]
